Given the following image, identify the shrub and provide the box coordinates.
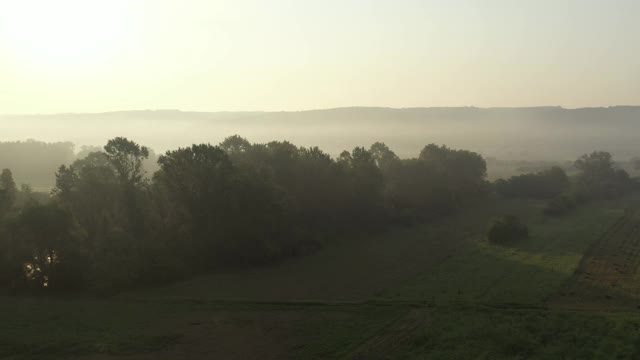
[494,166,570,199]
[487,215,529,244]
[543,194,577,216]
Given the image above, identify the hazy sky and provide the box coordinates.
[0,0,638,114]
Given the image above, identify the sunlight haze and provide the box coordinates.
[6,3,640,357]
[1,0,638,114]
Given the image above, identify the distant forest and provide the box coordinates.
[0,136,636,294]
[5,106,640,163]
[2,137,640,190]
[0,140,160,189]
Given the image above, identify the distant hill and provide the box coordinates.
[2,106,640,160]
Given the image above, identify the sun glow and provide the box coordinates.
[0,0,136,72]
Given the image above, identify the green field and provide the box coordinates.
[3,194,640,359]
[129,196,625,304]
[4,300,640,360]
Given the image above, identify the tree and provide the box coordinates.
[384,158,447,219]
[53,148,150,292]
[369,142,400,174]
[495,166,570,199]
[8,203,85,291]
[342,147,385,222]
[54,151,121,241]
[419,144,487,208]
[104,137,150,186]
[0,169,17,217]
[155,144,235,268]
[574,151,633,198]
[76,145,103,160]
[293,146,352,234]
[574,151,615,181]
[0,169,19,290]
[3,135,544,294]
[419,145,486,179]
[219,135,252,157]
[103,138,152,240]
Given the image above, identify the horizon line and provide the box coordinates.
[2,104,640,117]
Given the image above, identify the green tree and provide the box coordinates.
[0,169,17,217]
[343,147,385,222]
[53,148,149,292]
[155,144,235,268]
[495,166,569,199]
[8,203,85,291]
[369,142,400,174]
[419,144,487,208]
[104,137,150,186]
[574,151,615,181]
[219,135,252,158]
[574,151,633,198]
[54,151,121,241]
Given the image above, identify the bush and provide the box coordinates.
[543,194,577,216]
[487,215,529,244]
[494,166,570,199]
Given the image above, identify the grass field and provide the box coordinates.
[0,299,401,360]
[553,207,640,310]
[129,196,627,304]
[3,194,640,359]
[4,300,640,360]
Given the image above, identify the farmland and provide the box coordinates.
[553,208,640,309]
[129,196,626,304]
[3,194,640,359]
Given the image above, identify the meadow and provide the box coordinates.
[3,194,640,359]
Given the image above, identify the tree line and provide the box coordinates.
[0,137,488,294]
[0,140,160,190]
[495,151,637,215]
[0,136,635,294]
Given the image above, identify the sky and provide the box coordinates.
[0,0,638,114]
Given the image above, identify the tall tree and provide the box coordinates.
[342,147,385,222]
[219,135,252,158]
[0,169,17,217]
[104,138,151,238]
[8,203,85,291]
[104,137,150,186]
[369,142,400,173]
[155,144,235,268]
[574,151,633,198]
[574,151,615,181]
[419,144,486,208]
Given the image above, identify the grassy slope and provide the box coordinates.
[2,194,640,359]
[389,201,624,304]
[4,301,640,359]
[348,307,640,360]
[130,196,627,304]
[0,299,400,360]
